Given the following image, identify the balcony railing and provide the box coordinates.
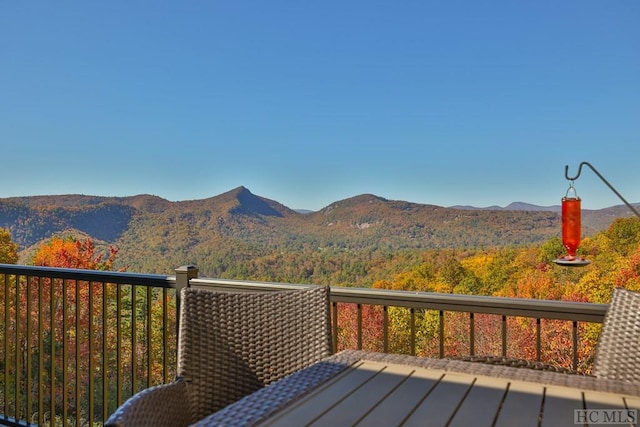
[0,264,608,426]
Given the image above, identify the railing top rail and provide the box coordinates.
[189,277,315,292]
[330,286,608,322]
[0,263,177,288]
[189,277,609,323]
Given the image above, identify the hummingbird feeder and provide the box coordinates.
[555,181,590,266]
[554,162,640,267]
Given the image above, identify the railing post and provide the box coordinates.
[176,264,199,290]
[174,265,199,339]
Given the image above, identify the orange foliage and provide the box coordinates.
[614,246,640,291]
[32,236,118,270]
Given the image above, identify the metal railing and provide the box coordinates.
[0,264,181,427]
[0,264,609,426]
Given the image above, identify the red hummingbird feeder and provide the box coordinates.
[554,162,640,267]
[555,181,590,266]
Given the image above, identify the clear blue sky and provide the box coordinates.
[2,1,638,211]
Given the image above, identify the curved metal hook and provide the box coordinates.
[564,161,593,181]
[564,161,640,219]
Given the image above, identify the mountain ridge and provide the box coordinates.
[2,186,639,276]
[5,189,634,214]
[450,202,561,212]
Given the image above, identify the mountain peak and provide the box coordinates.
[326,194,388,209]
[218,186,289,218]
[229,185,252,197]
[504,202,560,212]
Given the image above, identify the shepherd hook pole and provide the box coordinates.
[564,161,640,219]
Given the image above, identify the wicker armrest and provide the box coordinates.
[447,355,587,375]
[105,379,193,427]
[192,356,354,426]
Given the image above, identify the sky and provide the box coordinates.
[1,1,639,211]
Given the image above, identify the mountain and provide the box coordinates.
[1,187,638,276]
[450,202,560,211]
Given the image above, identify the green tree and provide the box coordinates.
[538,236,564,264]
[604,218,640,257]
[0,227,19,263]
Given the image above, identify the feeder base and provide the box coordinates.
[554,256,591,267]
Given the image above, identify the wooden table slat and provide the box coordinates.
[448,375,508,427]
[540,385,584,427]
[583,389,629,410]
[624,395,640,410]
[354,366,443,427]
[494,380,545,427]
[401,372,475,427]
[310,361,416,426]
[260,361,379,426]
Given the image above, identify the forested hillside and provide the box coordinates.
[1,186,638,283]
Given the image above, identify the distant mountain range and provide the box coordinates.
[1,186,637,276]
[449,202,561,212]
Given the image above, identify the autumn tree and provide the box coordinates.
[26,237,174,423]
[335,303,384,352]
[604,218,640,257]
[32,236,117,270]
[0,235,169,425]
[0,227,19,264]
[18,237,120,423]
[0,228,19,414]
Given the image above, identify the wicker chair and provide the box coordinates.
[105,285,332,427]
[593,286,640,382]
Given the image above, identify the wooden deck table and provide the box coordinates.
[195,351,640,427]
[258,359,639,427]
